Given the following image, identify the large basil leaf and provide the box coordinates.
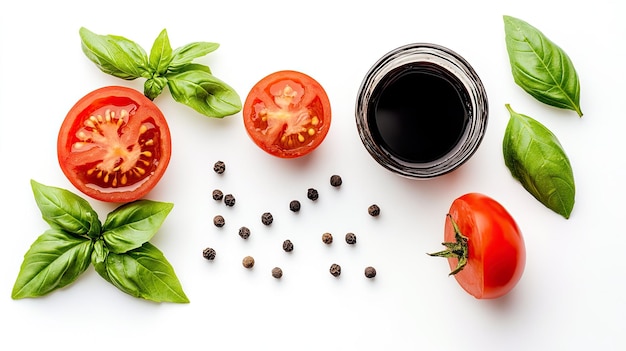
[104,242,189,303]
[79,27,151,80]
[149,29,173,76]
[503,105,575,218]
[169,42,219,71]
[12,229,93,299]
[166,68,242,118]
[30,180,101,239]
[102,200,173,254]
[503,15,583,116]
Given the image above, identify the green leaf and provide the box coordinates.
[166,68,242,117]
[30,180,101,239]
[103,242,189,303]
[12,229,94,299]
[144,76,168,100]
[503,104,575,218]
[102,200,173,254]
[149,29,173,76]
[503,15,583,116]
[91,238,110,283]
[79,27,151,80]
[170,42,219,71]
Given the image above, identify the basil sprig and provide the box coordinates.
[503,105,575,219]
[504,15,583,117]
[12,180,188,303]
[79,27,241,118]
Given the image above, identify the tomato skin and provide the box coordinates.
[242,70,331,158]
[57,86,171,203]
[444,193,526,299]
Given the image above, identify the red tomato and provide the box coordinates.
[57,86,171,203]
[429,193,526,299]
[242,70,331,158]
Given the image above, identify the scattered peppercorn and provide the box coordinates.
[213,160,226,174]
[322,232,333,244]
[289,200,301,212]
[345,232,357,245]
[307,188,319,201]
[213,215,225,227]
[364,266,377,278]
[261,212,273,225]
[224,194,236,207]
[272,267,283,279]
[282,239,294,252]
[212,189,224,201]
[242,256,255,268]
[329,263,341,277]
[239,226,250,239]
[202,247,216,260]
[330,174,343,187]
[368,204,380,217]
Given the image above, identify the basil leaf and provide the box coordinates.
[503,16,583,116]
[166,68,242,117]
[503,104,575,218]
[30,180,101,239]
[149,29,173,76]
[144,76,168,100]
[79,27,151,80]
[102,200,173,254]
[91,238,110,283]
[103,242,189,303]
[12,229,94,299]
[170,42,219,71]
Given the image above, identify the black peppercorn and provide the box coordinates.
[282,239,294,252]
[329,263,341,277]
[368,204,380,217]
[224,194,236,207]
[364,266,377,278]
[212,189,224,201]
[213,160,226,174]
[322,232,333,244]
[261,212,273,225]
[202,247,216,260]
[307,188,319,201]
[289,200,301,212]
[345,232,357,245]
[242,255,255,268]
[330,174,342,187]
[272,267,283,279]
[239,226,250,239]
[213,215,225,227]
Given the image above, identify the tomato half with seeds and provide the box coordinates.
[242,70,331,158]
[429,193,526,299]
[57,86,171,203]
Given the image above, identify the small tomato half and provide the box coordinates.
[429,193,526,299]
[242,70,331,158]
[57,86,171,203]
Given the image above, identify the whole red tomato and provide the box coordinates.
[57,86,171,203]
[242,70,331,158]
[429,193,526,299]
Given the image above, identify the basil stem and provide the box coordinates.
[13,181,187,303]
[503,15,583,117]
[79,27,241,118]
[503,105,576,218]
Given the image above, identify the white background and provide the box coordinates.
[1,1,624,350]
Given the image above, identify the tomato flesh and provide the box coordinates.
[243,70,331,158]
[58,86,171,203]
[444,193,525,299]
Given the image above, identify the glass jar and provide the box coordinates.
[355,43,488,178]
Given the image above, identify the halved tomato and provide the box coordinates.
[57,86,171,203]
[243,70,331,158]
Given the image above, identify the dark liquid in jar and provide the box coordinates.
[367,62,470,163]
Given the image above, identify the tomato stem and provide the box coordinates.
[427,214,469,275]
